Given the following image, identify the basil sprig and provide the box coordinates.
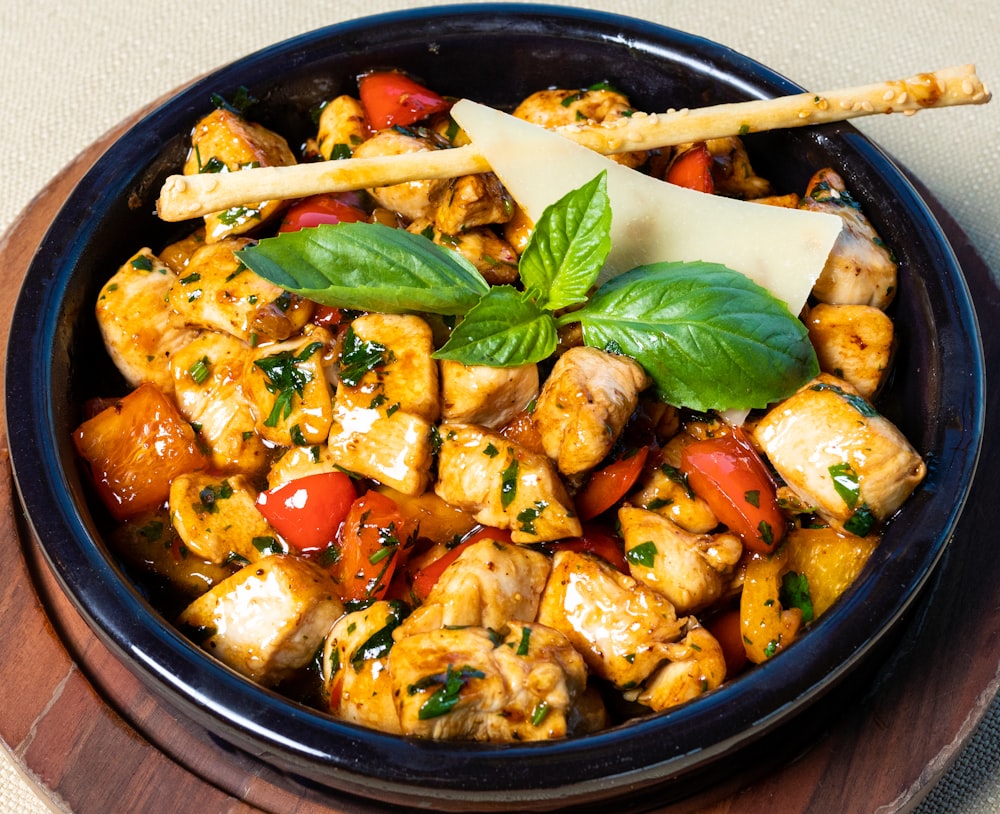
[238,171,819,411]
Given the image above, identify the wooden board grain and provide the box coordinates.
[0,121,996,814]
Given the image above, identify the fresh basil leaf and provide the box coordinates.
[237,222,489,315]
[518,171,611,311]
[433,286,558,366]
[571,261,819,411]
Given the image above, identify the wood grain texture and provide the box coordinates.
[0,121,996,814]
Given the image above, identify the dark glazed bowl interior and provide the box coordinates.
[4,4,984,810]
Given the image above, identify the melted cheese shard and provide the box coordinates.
[450,99,842,312]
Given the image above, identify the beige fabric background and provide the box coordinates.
[1,1,997,811]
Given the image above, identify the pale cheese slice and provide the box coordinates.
[450,99,843,311]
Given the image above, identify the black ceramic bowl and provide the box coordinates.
[5,4,985,810]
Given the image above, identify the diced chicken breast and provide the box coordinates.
[702,136,773,199]
[533,347,650,476]
[169,472,283,565]
[429,172,514,234]
[537,550,687,688]
[396,538,550,637]
[618,507,742,614]
[407,218,520,285]
[805,302,895,399]
[182,108,297,241]
[629,458,719,534]
[244,326,336,447]
[389,624,587,741]
[168,237,313,343]
[159,229,207,274]
[800,169,897,309]
[435,424,582,543]
[353,129,449,221]
[439,359,539,429]
[95,248,200,395]
[626,626,727,712]
[316,95,369,160]
[322,600,404,734]
[177,555,344,686]
[752,373,926,534]
[266,443,342,489]
[170,330,269,474]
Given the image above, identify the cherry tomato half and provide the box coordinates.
[575,445,650,521]
[706,607,749,679]
[358,71,451,130]
[331,491,410,603]
[666,143,715,193]
[255,471,356,552]
[680,428,785,553]
[278,193,368,233]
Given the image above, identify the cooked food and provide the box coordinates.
[74,68,936,743]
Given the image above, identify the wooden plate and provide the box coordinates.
[1,118,996,814]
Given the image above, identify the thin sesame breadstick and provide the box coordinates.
[156,65,989,222]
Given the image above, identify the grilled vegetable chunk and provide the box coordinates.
[168,473,283,565]
[532,346,650,476]
[752,374,926,535]
[183,107,297,241]
[800,168,898,309]
[327,314,439,495]
[168,238,313,343]
[537,550,687,688]
[389,624,587,741]
[618,506,743,614]
[177,555,344,686]
[805,302,895,400]
[322,600,404,733]
[435,424,582,543]
[96,248,199,396]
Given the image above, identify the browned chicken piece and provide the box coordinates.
[167,237,314,344]
[328,314,439,495]
[533,346,650,476]
[316,95,369,160]
[618,507,743,614]
[626,625,727,712]
[96,248,200,397]
[805,302,895,400]
[169,472,283,565]
[322,600,404,734]
[537,550,687,688]
[352,129,450,221]
[429,172,515,234]
[435,424,582,543]
[244,325,336,447]
[502,204,534,255]
[752,373,926,535]
[396,538,551,637]
[159,229,206,274]
[389,624,587,741]
[374,486,479,552]
[628,458,719,534]
[177,554,344,686]
[266,443,342,489]
[407,218,520,285]
[750,192,801,208]
[170,330,270,475]
[513,87,646,169]
[182,108,297,241]
[439,359,539,429]
[703,136,774,199]
[800,168,897,309]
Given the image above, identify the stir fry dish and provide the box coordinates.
[73,71,928,742]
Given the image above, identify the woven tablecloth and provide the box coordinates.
[2,1,998,811]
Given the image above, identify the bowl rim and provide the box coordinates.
[3,3,986,807]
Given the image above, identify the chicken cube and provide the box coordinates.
[618,507,743,615]
[177,554,344,686]
[800,169,897,309]
[167,237,314,343]
[170,330,269,475]
[183,108,297,241]
[95,248,200,396]
[389,624,587,741]
[752,373,926,534]
[533,346,650,476]
[352,129,449,221]
[439,359,538,429]
[316,95,369,160]
[537,549,687,688]
[805,302,895,399]
[628,458,719,534]
[435,424,582,543]
[169,472,283,565]
[429,172,514,234]
[626,626,727,712]
[266,443,342,489]
[407,218,520,285]
[396,538,551,637]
